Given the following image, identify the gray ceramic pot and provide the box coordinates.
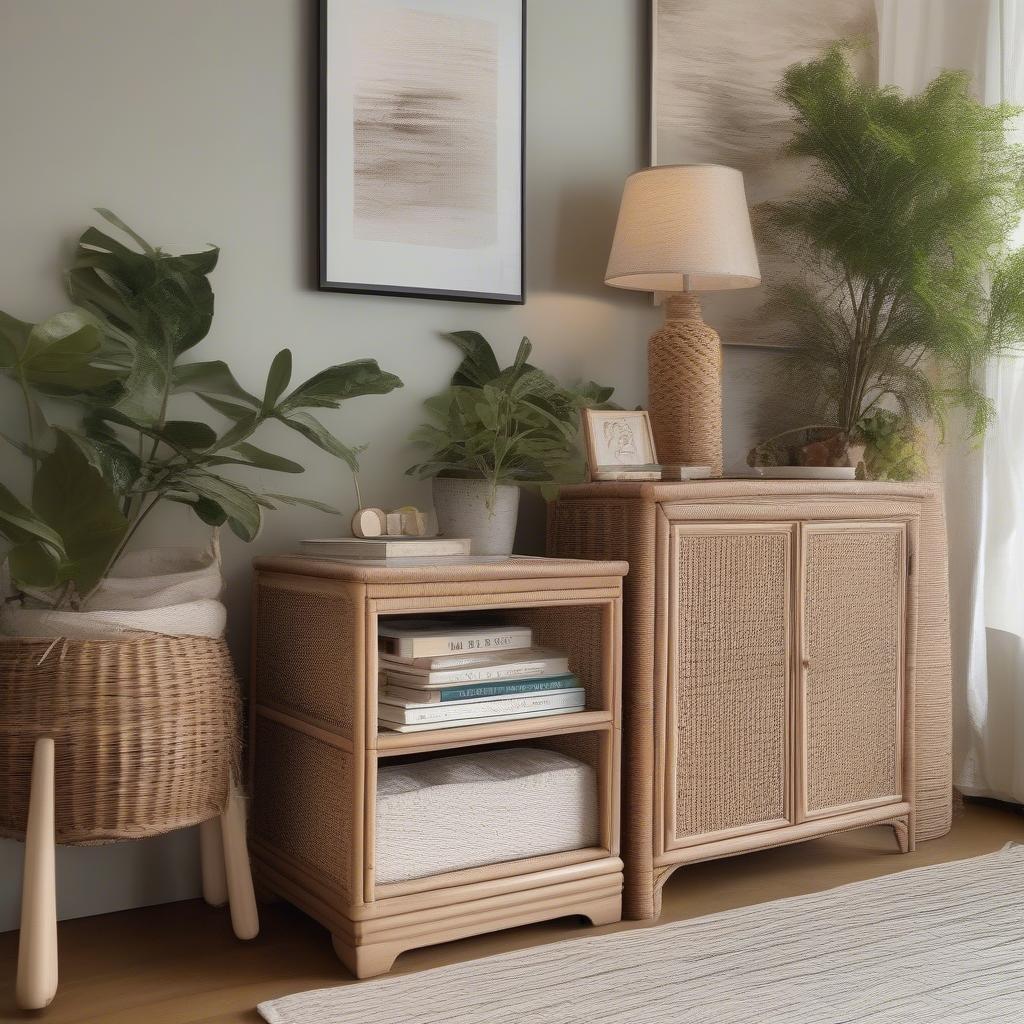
[431,477,520,556]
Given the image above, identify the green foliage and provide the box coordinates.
[0,211,403,606]
[407,331,617,500]
[761,44,1024,468]
[857,410,928,481]
[25,431,130,594]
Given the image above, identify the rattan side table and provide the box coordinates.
[249,554,626,978]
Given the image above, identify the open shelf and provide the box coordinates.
[370,729,615,899]
[372,602,617,748]
[375,710,613,754]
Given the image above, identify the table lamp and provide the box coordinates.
[605,164,761,476]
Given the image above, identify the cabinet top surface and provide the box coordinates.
[253,553,628,584]
[556,479,938,502]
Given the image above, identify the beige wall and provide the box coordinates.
[0,0,776,930]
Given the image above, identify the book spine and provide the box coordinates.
[382,675,578,705]
[432,661,547,684]
[382,659,570,687]
[378,541,469,557]
[379,690,584,725]
[438,676,576,701]
[383,706,578,733]
[301,539,469,558]
[390,631,532,659]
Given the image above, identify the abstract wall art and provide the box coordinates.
[320,0,525,303]
[650,0,876,346]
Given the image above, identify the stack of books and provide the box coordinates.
[301,537,471,563]
[376,619,584,732]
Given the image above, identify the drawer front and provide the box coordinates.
[799,522,907,819]
[662,522,795,853]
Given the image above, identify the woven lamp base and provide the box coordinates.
[647,293,723,475]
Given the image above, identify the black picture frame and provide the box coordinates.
[318,0,526,304]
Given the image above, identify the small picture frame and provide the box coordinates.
[581,410,659,480]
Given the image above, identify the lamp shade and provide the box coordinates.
[605,164,761,292]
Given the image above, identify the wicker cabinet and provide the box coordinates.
[249,555,627,977]
[664,522,795,851]
[549,481,952,920]
[799,522,907,822]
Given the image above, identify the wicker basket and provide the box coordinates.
[0,632,240,844]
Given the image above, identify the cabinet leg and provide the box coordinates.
[332,935,399,979]
[581,894,622,927]
[199,817,228,907]
[890,816,914,854]
[221,784,259,940]
[623,873,661,922]
[16,737,58,1011]
[625,864,670,921]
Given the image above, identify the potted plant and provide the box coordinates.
[407,331,615,555]
[0,211,402,1002]
[748,45,1024,477]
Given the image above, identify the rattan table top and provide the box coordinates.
[253,553,629,584]
[556,478,939,500]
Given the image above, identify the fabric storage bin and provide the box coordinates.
[375,747,598,884]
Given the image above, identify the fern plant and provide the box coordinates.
[407,331,616,503]
[0,211,403,607]
[755,44,1024,472]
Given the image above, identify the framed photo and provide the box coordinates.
[581,410,659,479]
[319,0,525,304]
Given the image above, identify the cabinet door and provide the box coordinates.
[798,522,907,820]
[663,523,795,853]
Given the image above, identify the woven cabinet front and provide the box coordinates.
[253,581,358,738]
[671,526,791,842]
[251,714,353,899]
[802,525,904,815]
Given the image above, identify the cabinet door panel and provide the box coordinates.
[799,522,906,820]
[664,523,794,852]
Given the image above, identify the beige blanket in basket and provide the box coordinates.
[1,546,226,638]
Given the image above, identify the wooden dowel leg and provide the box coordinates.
[16,737,58,1011]
[199,817,228,907]
[221,784,259,940]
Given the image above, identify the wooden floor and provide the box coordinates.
[1,800,1021,1023]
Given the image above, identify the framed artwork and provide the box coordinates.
[649,0,876,346]
[581,410,659,479]
[319,0,525,304]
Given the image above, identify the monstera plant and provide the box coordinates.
[0,210,403,609]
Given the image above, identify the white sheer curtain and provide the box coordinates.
[878,0,1024,804]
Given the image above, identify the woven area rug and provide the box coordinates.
[259,844,1024,1024]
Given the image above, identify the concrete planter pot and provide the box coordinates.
[431,477,520,556]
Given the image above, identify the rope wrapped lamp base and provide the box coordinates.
[647,293,723,476]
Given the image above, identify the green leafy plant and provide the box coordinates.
[857,410,928,481]
[407,331,616,503]
[753,44,1024,472]
[0,210,403,607]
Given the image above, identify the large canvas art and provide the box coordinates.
[650,0,876,346]
[320,0,525,303]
